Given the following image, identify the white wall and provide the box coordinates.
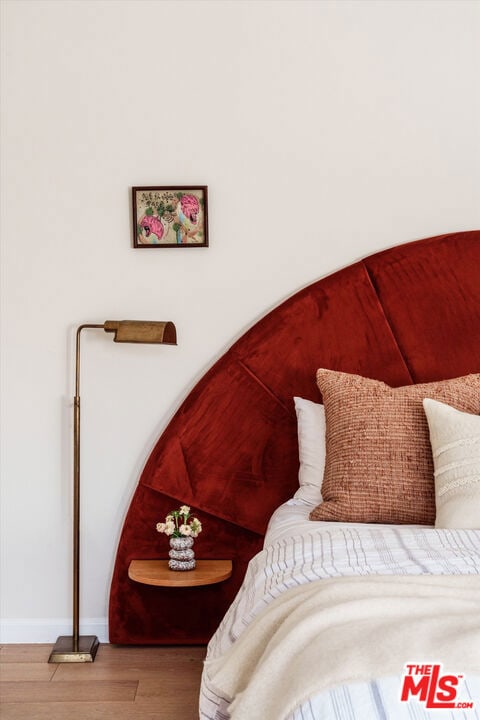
[1,0,479,642]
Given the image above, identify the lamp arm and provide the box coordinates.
[75,325,103,396]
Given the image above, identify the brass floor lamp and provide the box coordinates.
[49,320,177,663]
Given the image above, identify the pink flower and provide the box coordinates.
[180,194,200,223]
[140,215,165,242]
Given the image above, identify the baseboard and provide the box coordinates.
[0,618,108,644]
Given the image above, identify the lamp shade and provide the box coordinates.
[103,320,177,345]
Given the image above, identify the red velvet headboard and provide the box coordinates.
[109,230,480,644]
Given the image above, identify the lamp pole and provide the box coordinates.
[72,325,103,655]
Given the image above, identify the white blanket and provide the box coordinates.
[205,574,480,720]
[200,521,480,720]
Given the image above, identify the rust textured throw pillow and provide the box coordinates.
[309,370,480,525]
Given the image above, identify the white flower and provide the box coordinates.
[164,521,175,536]
[156,506,203,540]
[190,518,202,538]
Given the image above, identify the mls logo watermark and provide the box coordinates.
[400,663,474,710]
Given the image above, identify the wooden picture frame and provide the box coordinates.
[132,186,209,248]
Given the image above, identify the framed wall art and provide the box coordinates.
[132,186,209,248]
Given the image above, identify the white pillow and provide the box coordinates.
[423,398,480,530]
[293,397,326,505]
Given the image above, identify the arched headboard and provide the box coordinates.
[109,230,480,644]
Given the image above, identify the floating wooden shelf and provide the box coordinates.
[128,559,233,587]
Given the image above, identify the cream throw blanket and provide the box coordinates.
[204,575,480,720]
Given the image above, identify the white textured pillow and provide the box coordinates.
[423,398,480,530]
[293,397,326,505]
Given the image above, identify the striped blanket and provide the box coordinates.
[200,522,480,720]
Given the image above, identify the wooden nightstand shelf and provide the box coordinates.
[128,559,232,587]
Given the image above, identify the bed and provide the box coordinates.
[199,362,480,717]
[108,230,480,715]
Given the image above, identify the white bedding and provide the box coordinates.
[200,501,480,720]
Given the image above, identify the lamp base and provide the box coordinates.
[48,635,100,663]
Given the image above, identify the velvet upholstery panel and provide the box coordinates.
[109,230,480,644]
[363,231,480,382]
[110,485,262,644]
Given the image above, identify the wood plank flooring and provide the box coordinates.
[0,643,207,719]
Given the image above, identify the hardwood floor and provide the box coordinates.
[0,643,207,719]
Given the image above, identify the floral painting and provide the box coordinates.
[132,186,208,248]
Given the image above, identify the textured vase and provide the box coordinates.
[168,536,196,571]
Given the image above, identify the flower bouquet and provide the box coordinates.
[156,505,202,571]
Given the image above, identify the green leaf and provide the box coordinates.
[173,223,181,232]
[145,206,153,216]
